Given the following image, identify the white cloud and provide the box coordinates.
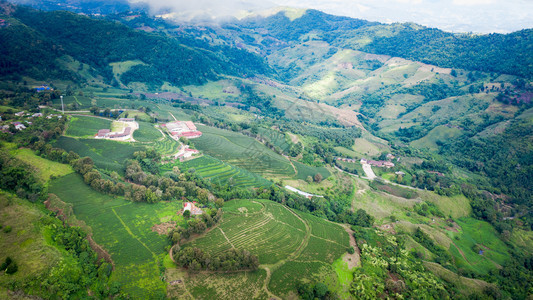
[452,0,494,5]
[132,0,533,33]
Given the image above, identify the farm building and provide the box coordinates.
[183,202,203,215]
[12,122,26,130]
[96,129,111,138]
[34,85,52,92]
[109,127,132,139]
[164,121,202,139]
[361,158,395,168]
[118,118,135,122]
[96,127,132,139]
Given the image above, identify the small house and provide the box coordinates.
[183,202,203,215]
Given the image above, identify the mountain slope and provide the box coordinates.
[1,4,273,87]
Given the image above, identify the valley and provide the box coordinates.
[0,1,531,299]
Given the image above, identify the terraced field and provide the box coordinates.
[152,136,181,156]
[54,136,144,174]
[175,155,272,188]
[193,125,295,178]
[184,199,350,298]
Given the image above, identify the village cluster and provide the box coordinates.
[0,110,62,133]
[335,154,396,168]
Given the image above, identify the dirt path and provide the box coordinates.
[284,155,298,176]
[88,235,115,269]
[219,227,235,249]
[169,112,177,121]
[451,241,471,264]
[259,205,311,299]
[340,225,361,268]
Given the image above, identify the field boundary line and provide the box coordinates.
[218,227,235,249]
[309,234,348,248]
[111,207,159,262]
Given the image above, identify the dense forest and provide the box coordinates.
[1,3,272,86]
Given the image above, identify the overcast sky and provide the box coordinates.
[134,0,533,33]
[272,0,533,33]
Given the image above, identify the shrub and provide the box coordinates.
[5,262,18,274]
[347,247,355,254]
[3,225,12,233]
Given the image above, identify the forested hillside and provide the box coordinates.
[1,3,272,86]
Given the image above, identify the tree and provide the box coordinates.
[306,176,313,184]
[314,173,323,183]
[183,210,191,218]
[89,106,99,115]
[314,282,328,298]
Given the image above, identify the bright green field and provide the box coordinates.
[66,115,111,138]
[446,217,510,275]
[10,148,73,183]
[54,136,144,175]
[48,173,183,298]
[175,155,272,188]
[257,127,291,153]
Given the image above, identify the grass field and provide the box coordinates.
[446,217,510,275]
[174,155,272,188]
[335,160,364,175]
[10,148,73,183]
[119,111,151,122]
[50,95,93,110]
[411,125,463,150]
[66,115,111,138]
[293,160,331,180]
[192,125,295,179]
[0,191,63,293]
[54,136,144,174]
[48,173,184,298]
[185,199,350,298]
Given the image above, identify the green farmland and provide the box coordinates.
[174,155,272,188]
[66,115,111,138]
[184,199,350,298]
[54,136,144,175]
[133,122,163,142]
[193,125,328,181]
[48,173,183,298]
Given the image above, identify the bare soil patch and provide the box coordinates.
[341,224,361,269]
[151,221,176,235]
